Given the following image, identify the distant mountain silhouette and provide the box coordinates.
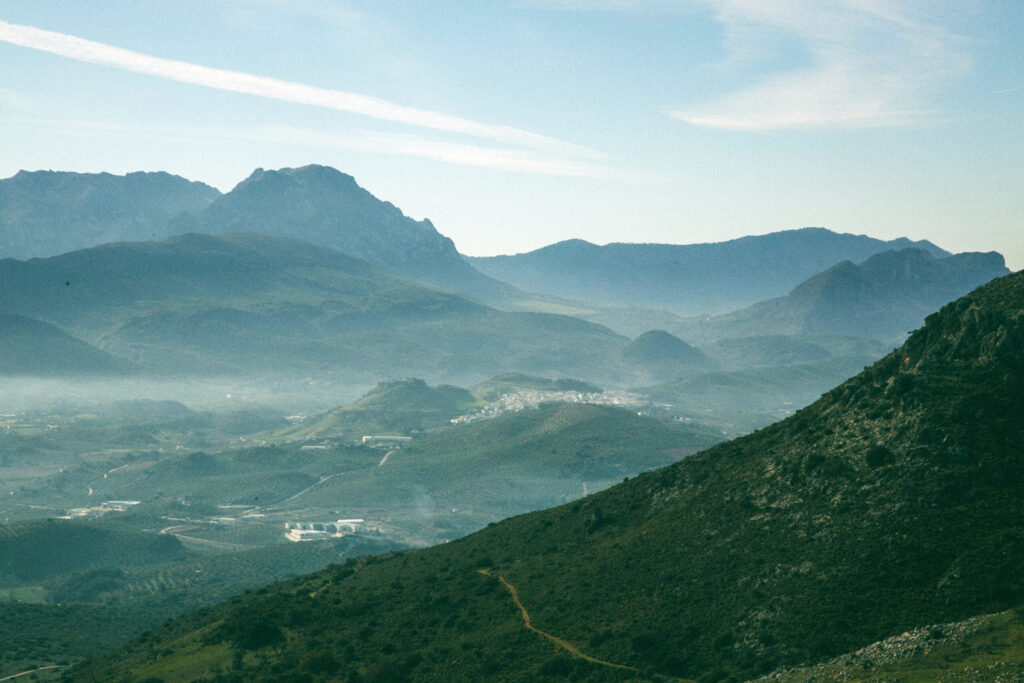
[621,329,713,378]
[183,165,516,303]
[470,228,951,315]
[0,170,219,259]
[676,248,1010,344]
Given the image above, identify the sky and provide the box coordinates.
[1,1,1022,268]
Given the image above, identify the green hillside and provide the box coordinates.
[643,355,879,434]
[13,404,717,547]
[70,270,1024,682]
[0,519,189,583]
[277,378,482,441]
[0,232,630,381]
[0,313,129,375]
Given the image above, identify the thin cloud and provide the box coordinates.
[527,0,971,130]
[8,116,628,181]
[671,0,971,130]
[0,19,602,159]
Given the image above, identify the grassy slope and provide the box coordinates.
[70,271,1024,682]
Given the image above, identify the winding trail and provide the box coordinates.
[0,665,64,681]
[480,569,643,676]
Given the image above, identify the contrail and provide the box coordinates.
[0,20,601,159]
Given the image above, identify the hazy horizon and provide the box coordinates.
[1,2,1022,269]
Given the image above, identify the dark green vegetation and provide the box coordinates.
[0,170,219,260]
[1,604,154,678]
[0,231,629,381]
[0,313,129,375]
[674,248,1009,345]
[0,526,396,679]
[0,519,188,583]
[470,227,949,316]
[0,401,715,678]
[72,271,1024,682]
[277,378,482,441]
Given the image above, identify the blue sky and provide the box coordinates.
[1,1,1022,268]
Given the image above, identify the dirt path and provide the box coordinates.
[378,449,398,466]
[480,569,644,676]
[0,665,64,681]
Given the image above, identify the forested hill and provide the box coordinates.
[71,271,1024,681]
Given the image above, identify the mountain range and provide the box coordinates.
[69,267,1024,681]
[470,228,952,316]
[0,232,628,381]
[674,247,1010,345]
[0,170,218,260]
[0,166,514,305]
[177,165,516,303]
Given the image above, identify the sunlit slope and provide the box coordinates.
[71,272,1024,681]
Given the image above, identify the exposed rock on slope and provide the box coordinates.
[72,271,1024,681]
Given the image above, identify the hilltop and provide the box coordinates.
[275,378,483,441]
[69,270,1024,680]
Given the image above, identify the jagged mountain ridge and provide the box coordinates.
[0,166,516,304]
[71,271,1024,681]
[174,165,517,303]
[0,170,219,260]
[470,227,951,316]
